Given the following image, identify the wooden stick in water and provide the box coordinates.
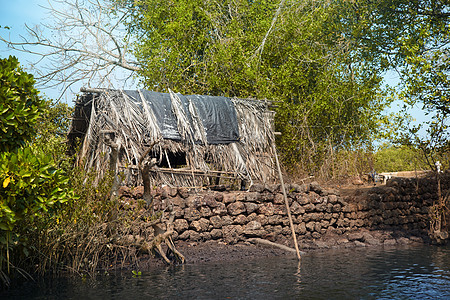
[272,143,301,261]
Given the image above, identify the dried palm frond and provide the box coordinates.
[70,89,276,188]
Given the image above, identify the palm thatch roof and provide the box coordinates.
[68,88,277,188]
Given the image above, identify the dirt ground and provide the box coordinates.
[133,228,427,271]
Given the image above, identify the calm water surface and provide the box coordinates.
[3,244,450,299]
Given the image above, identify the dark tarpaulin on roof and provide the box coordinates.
[123,90,240,144]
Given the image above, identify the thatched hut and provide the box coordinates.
[68,88,277,188]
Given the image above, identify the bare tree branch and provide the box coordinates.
[0,0,141,100]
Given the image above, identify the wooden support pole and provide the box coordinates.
[138,140,160,208]
[101,130,119,201]
[272,143,301,261]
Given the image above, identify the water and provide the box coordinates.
[3,244,450,299]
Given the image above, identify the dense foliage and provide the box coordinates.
[374,144,428,173]
[118,0,392,176]
[0,56,74,282]
[341,0,450,114]
[340,0,450,167]
[0,148,71,232]
[0,56,45,152]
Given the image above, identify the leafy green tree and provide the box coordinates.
[0,148,71,231]
[119,0,392,176]
[0,56,74,279]
[340,0,450,131]
[0,56,45,152]
[374,143,428,172]
[34,99,73,167]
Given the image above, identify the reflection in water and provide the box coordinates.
[2,244,450,299]
[294,260,302,286]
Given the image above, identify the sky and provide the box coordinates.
[0,0,430,131]
[0,0,74,102]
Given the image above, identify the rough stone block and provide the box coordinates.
[273,193,284,204]
[221,215,233,226]
[189,230,202,241]
[184,208,201,221]
[315,203,327,212]
[268,215,283,225]
[297,222,307,235]
[257,202,274,216]
[290,201,305,215]
[227,201,246,215]
[256,214,268,226]
[200,206,213,218]
[309,212,321,221]
[222,193,237,204]
[243,229,266,237]
[320,220,329,228]
[214,192,224,202]
[273,204,286,215]
[245,220,262,231]
[210,229,223,239]
[384,239,396,245]
[212,202,228,216]
[173,219,189,233]
[309,181,322,195]
[186,195,204,208]
[249,183,265,193]
[296,194,309,205]
[210,216,223,228]
[354,241,366,247]
[306,222,315,232]
[309,192,322,204]
[177,230,190,240]
[201,232,212,241]
[161,185,171,199]
[222,225,243,244]
[272,225,283,235]
[327,194,338,204]
[355,219,364,227]
[265,184,281,193]
[304,203,315,212]
[118,186,131,198]
[173,206,184,218]
[260,192,274,202]
[247,212,258,221]
[132,186,144,199]
[191,218,210,232]
[170,196,186,209]
[177,187,190,198]
[245,202,259,214]
[314,222,322,232]
[311,232,321,239]
[205,195,219,208]
[234,214,248,225]
[245,192,261,203]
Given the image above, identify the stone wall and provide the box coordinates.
[119,172,449,246]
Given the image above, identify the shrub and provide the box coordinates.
[0,56,45,152]
[374,144,427,172]
[0,56,74,284]
[0,147,73,232]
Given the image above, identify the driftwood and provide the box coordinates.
[248,238,306,255]
[140,212,185,264]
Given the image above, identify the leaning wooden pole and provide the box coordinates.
[272,143,301,261]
